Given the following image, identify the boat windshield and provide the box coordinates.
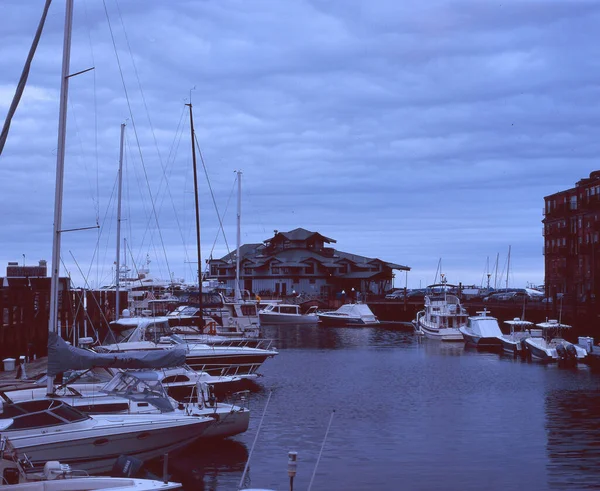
[0,400,89,430]
[102,372,174,413]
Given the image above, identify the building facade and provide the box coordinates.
[543,170,600,304]
[208,228,410,298]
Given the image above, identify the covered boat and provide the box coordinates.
[458,310,503,348]
[317,304,379,326]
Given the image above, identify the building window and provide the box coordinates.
[305,263,314,274]
[272,267,280,274]
[570,196,578,210]
[211,265,218,276]
[244,268,252,275]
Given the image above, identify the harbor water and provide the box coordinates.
[162,324,600,490]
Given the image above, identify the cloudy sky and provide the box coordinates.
[1,0,599,290]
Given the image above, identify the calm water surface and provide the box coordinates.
[159,324,600,490]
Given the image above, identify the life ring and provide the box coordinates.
[205,321,218,336]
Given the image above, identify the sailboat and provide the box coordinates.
[0,0,220,479]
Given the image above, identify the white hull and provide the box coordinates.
[416,319,463,341]
[4,414,213,474]
[258,312,319,324]
[525,337,587,363]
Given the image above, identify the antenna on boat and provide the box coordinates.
[307,409,335,491]
[239,390,272,490]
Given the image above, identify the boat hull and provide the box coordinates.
[459,327,502,349]
[316,315,379,327]
[4,415,213,474]
[499,336,527,357]
[416,321,463,341]
[258,313,319,324]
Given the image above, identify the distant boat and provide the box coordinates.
[524,320,587,365]
[317,303,379,326]
[497,318,537,357]
[259,304,319,325]
[458,310,503,348]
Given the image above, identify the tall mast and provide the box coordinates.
[186,103,203,323]
[235,170,242,302]
[115,123,125,320]
[506,245,511,291]
[48,0,74,395]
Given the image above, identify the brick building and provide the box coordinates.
[544,170,600,305]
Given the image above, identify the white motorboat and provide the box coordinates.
[524,320,587,364]
[258,304,319,325]
[497,318,537,357]
[98,315,278,377]
[2,370,250,440]
[458,310,503,348]
[0,456,181,489]
[413,292,466,341]
[0,399,214,474]
[316,304,379,326]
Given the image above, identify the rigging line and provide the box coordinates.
[244,182,267,235]
[83,0,101,285]
[115,0,193,279]
[114,0,163,165]
[208,177,236,267]
[83,169,119,290]
[194,132,233,255]
[115,0,189,249]
[69,251,113,338]
[0,0,52,156]
[101,0,172,279]
[67,97,98,215]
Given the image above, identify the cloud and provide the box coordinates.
[0,0,598,290]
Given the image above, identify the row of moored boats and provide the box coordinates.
[413,290,588,365]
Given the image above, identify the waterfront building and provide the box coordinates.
[543,170,600,305]
[207,228,409,299]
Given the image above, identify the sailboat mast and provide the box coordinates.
[115,123,125,320]
[235,170,242,302]
[506,245,511,291]
[186,103,203,322]
[48,0,74,395]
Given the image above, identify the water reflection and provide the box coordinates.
[148,439,249,491]
[546,390,600,489]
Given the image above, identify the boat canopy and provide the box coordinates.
[47,332,186,377]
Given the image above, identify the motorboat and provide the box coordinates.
[497,318,537,357]
[1,370,250,440]
[98,315,278,377]
[458,310,503,348]
[258,304,319,325]
[0,399,214,474]
[316,304,379,327]
[524,320,587,364]
[0,455,181,489]
[413,292,466,341]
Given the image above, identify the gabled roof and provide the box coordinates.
[269,228,336,244]
[219,243,263,263]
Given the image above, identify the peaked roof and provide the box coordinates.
[218,243,263,263]
[270,228,336,244]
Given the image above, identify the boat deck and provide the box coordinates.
[0,356,47,389]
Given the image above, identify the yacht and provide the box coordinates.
[258,304,319,325]
[413,292,467,341]
[317,304,379,326]
[98,315,277,377]
[524,320,587,364]
[497,318,537,357]
[0,399,214,474]
[1,370,250,440]
[458,310,503,348]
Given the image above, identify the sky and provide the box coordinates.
[0,0,599,290]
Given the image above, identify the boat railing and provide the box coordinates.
[193,362,264,377]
